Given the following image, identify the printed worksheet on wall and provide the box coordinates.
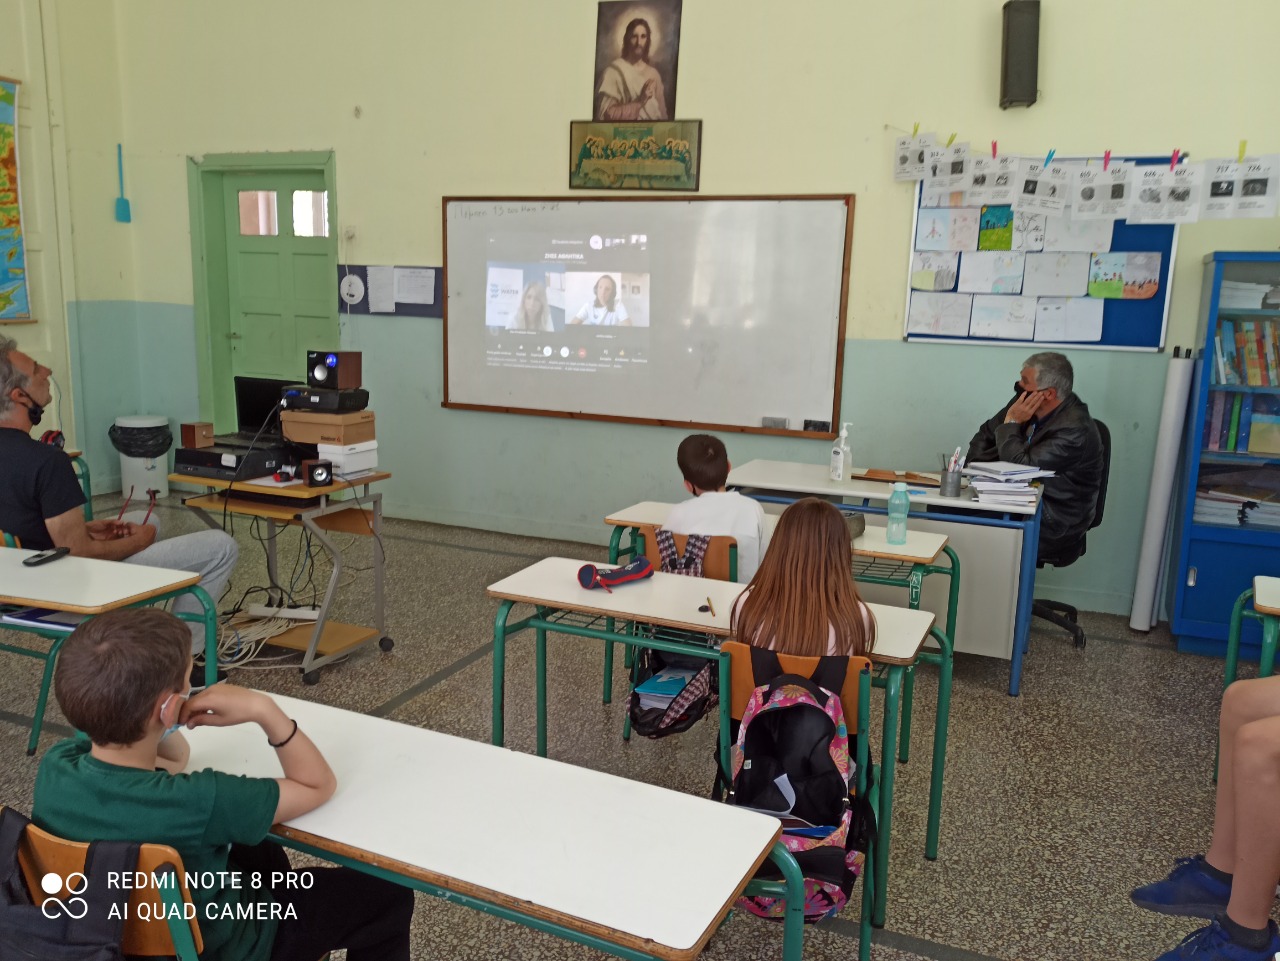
[1073,163,1132,220]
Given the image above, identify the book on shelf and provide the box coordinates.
[1221,320,1241,384]
[1227,394,1243,450]
[1207,391,1226,451]
[1236,394,1256,452]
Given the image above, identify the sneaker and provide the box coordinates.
[1132,855,1231,918]
[1156,918,1280,961]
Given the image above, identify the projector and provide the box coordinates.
[280,385,370,412]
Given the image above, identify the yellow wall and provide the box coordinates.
[59,0,1280,342]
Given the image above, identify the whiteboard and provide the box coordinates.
[443,196,853,437]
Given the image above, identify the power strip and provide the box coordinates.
[244,604,320,622]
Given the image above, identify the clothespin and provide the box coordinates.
[1170,148,1180,171]
[945,132,957,148]
[911,122,919,139]
[1238,140,1248,164]
[991,140,998,159]
[1103,150,1111,172]
[1043,148,1055,168]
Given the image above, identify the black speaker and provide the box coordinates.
[1000,0,1039,109]
[306,350,362,389]
[302,458,333,487]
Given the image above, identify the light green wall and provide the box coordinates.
[42,0,1280,615]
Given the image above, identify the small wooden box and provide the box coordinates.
[180,422,215,449]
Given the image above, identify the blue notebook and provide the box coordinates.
[0,607,86,632]
[634,668,696,698]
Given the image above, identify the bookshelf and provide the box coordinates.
[1171,252,1280,658]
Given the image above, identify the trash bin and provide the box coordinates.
[108,415,173,500]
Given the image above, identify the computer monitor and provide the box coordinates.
[233,376,292,437]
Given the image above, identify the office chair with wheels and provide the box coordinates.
[1032,419,1110,649]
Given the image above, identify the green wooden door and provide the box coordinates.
[222,171,337,384]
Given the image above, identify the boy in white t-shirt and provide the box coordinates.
[663,434,768,582]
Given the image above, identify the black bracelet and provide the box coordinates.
[268,719,298,749]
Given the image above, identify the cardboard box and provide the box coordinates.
[281,409,375,445]
[180,422,215,449]
[318,441,379,475]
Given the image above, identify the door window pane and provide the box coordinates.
[238,191,278,236]
[293,190,329,238]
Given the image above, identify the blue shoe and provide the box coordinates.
[1155,918,1280,961]
[1132,856,1231,919]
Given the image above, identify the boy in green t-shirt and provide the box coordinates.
[33,608,413,961]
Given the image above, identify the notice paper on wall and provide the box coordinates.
[1201,156,1280,220]
[906,291,972,337]
[1034,297,1104,342]
[335,264,444,318]
[958,251,1025,294]
[1022,252,1089,297]
[969,294,1036,340]
[1043,213,1113,253]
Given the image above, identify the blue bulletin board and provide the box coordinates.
[903,156,1178,352]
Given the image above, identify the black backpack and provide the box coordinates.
[0,808,138,960]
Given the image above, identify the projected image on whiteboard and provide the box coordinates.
[485,262,650,373]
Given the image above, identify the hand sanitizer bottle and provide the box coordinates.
[830,424,849,481]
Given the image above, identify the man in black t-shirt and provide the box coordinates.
[0,336,238,652]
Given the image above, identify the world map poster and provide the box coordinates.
[0,79,29,320]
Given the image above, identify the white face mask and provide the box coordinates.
[159,685,189,742]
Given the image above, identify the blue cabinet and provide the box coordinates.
[1171,252,1280,658]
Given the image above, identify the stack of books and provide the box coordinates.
[1194,483,1280,530]
[634,667,698,711]
[962,461,1054,507]
[1204,391,1280,456]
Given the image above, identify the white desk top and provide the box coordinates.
[1256,576,1280,616]
[488,557,935,666]
[0,548,199,614]
[605,501,946,565]
[185,695,779,958]
[728,459,1040,517]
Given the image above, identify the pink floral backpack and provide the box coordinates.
[727,647,872,922]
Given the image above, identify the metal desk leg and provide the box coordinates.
[925,626,954,860]
[1008,505,1041,696]
[1260,615,1279,680]
[491,601,514,747]
[25,632,68,756]
[771,844,806,961]
[372,488,385,637]
[1224,589,1251,690]
[536,626,549,758]
[602,526,627,704]
[872,665,903,928]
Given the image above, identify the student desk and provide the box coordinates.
[727,459,1042,696]
[487,556,944,927]
[0,548,217,754]
[170,471,392,684]
[185,694,799,961]
[603,501,956,775]
[1225,576,1280,686]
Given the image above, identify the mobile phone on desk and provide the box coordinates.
[22,547,71,567]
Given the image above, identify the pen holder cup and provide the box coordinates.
[939,471,963,498]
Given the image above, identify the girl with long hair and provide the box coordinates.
[731,497,875,657]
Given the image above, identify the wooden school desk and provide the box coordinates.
[184,694,801,961]
[0,548,217,754]
[727,459,1042,695]
[171,471,392,684]
[487,556,946,927]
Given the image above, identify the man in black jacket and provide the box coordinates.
[965,351,1104,559]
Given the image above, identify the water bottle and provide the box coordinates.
[887,482,910,545]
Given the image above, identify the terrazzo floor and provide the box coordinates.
[0,492,1262,961]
